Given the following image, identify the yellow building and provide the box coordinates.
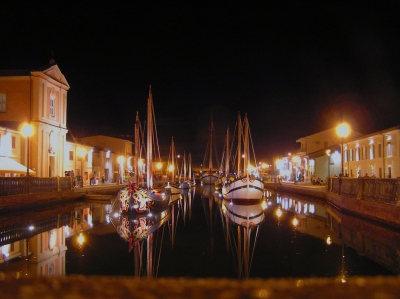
[0,59,70,177]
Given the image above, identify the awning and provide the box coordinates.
[0,156,36,175]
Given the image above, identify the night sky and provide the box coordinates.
[1,1,400,165]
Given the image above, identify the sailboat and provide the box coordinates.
[221,199,266,278]
[165,138,190,194]
[118,86,169,213]
[116,203,171,278]
[200,114,219,185]
[188,152,196,187]
[221,112,264,203]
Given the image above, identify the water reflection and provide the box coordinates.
[220,197,266,278]
[0,186,398,279]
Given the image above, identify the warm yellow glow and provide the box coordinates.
[77,233,84,245]
[292,217,299,226]
[118,155,124,164]
[326,236,332,245]
[262,163,268,169]
[336,123,350,138]
[156,162,162,169]
[169,165,174,172]
[77,148,85,157]
[262,201,267,209]
[276,207,282,217]
[21,123,33,137]
[326,149,331,156]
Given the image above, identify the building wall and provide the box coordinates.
[0,62,70,177]
[0,76,31,123]
[344,127,400,178]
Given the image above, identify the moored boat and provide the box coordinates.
[221,112,264,203]
[118,86,169,213]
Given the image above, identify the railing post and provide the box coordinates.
[57,176,61,192]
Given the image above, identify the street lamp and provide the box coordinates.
[336,123,350,176]
[21,124,33,176]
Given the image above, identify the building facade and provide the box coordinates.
[281,126,400,182]
[0,60,69,177]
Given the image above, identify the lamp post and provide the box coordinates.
[21,124,33,176]
[336,123,350,176]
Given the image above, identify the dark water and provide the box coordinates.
[65,185,397,279]
[0,185,398,279]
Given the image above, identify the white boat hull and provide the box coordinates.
[201,173,219,185]
[222,176,264,203]
[222,200,265,226]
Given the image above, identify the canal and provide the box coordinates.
[0,184,398,279]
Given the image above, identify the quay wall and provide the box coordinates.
[266,177,400,228]
[0,177,123,212]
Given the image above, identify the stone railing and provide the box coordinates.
[330,177,400,205]
[0,176,73,196]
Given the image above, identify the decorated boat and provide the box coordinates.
[118,86,169,213]
[221,112,264,203]
[116,203,171,277]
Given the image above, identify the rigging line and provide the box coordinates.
[155,223,166,278]
[249,225,260,275]
[151,100,162,162]
[248,125,258,168]
[202,139,210,167]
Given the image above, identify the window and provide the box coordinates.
[12,136,15,149]
[387,142,392,157]
[50,95,55,117]
[378,144,382,158]
[69,151,74,160]
[356,148,360,161]
[349,149,353,162]
[369,145,374,160]
[0,93,6,112]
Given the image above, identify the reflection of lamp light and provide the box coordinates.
[77,233,84,245]
[336,123,350,176]
[21,123,34,176]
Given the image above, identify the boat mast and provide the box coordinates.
[147,85,153,189]
[243,113,249,177]
[209,113,214,171]
[237,112,242,177]
[188,152,192,183]
[225,126,230,175]
[134,111,140,185]
[183,151,187,181]
[171,137,175,183]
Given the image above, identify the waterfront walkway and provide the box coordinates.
[264,180,327,199]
